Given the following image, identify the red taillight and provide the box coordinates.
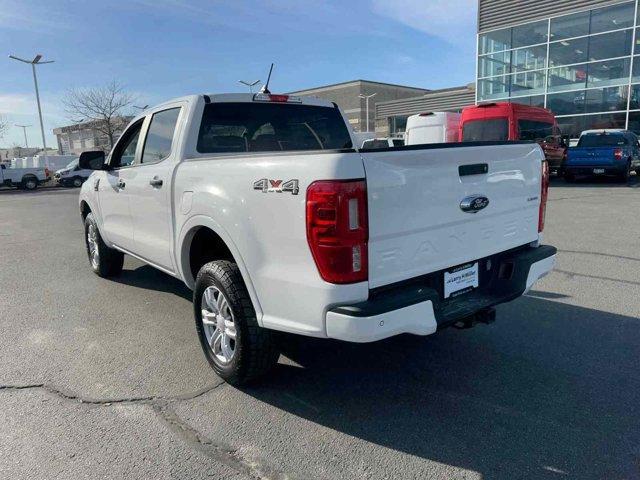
[614,148,623,160]
[539,161,549,233]
[44,168,50,178]
[306,180,368,284]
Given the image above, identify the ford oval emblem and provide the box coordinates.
[460,195,490,213]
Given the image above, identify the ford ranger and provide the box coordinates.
[78,93,556,385]
[565,129,640,182]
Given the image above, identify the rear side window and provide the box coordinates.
[577,133,627,147]
[141,108,181,164]
[197,102,352,154]
[462,119,509,142]
[518,120,554,141]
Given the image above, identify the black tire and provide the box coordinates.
[564,172,576,183]
[194,260,279,385]
[22,175,38,190]
[619,161,631,183]
[84,212,124,278]
[72,176,83,188]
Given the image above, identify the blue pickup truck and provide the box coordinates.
[564,129,640,182]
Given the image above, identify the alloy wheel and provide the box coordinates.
[201,286,237,364]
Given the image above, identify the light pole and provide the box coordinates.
[15,124,31,147]
[358,93,377,132]
[9,54,54,152]
[239,79,260,93]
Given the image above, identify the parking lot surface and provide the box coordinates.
[1,179,639,480]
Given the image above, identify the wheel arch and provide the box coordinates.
[177,215,263,323]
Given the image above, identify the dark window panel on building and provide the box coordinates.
[587,57,631,88]
[587,29,633,62]
[549,37,589,67]
[627,111,640,133]
[585,86,629,113]
[479,27,511,55]
[510,95,545,108]
[632,56,640,83]
[547,90,587,116]
[512,20,548,48]
[589,2,635,34]
[550,10,590,41]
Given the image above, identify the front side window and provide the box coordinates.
[462,119,509,142]
[197,102,352,154]
[110,121,143,168]
[518,120,554,141]
[141,107,181,164]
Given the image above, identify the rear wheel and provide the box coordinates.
[84,213,124,277]
[72,176,83,188]
[619,161,631,183]
[194,260,279,385]
[22,176,38,190]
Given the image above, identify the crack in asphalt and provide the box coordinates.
[0,381,291,480]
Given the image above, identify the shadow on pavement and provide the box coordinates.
[243,295,640,480]
[114,264,192,301]
[550,174,639,188]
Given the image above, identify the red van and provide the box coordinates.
[460,102,567,174]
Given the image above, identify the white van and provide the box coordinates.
[404,112,461,145]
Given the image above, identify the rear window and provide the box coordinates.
[462,119,509,142]
[577,133,627,147]
[518,120,554,141]
[197,102,352,154]
[362,139,390,149]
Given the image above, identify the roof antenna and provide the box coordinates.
[260,63,274,94]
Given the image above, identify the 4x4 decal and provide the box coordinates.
[253,178,299,195]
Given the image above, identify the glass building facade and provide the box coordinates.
[477,1,640,137]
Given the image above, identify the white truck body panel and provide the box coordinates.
[405,112,461,145]
[362,143,542,288]
[79,93,555,343]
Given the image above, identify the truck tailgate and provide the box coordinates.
[567,147,616,166]
[361,142,543,288]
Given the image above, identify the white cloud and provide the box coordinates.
[371,0,477,45]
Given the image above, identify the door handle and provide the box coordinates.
[149,177,163,188]
[117,179,126,189]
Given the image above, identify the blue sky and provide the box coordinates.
[0,0,478,148]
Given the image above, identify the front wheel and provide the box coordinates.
[72,176,83,188]
[194,260,279,385]
[84,213,124,277]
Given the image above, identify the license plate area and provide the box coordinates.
[593,168,605,174]
[444,262,479,299]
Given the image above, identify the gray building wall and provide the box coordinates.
[375,85,476,136]
[289,80,429,132]
[479,0,629,32]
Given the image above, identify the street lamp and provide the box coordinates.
[8,54,54,152]
[239,79,260,93]
[14,124,31,148]
[358,93,377,132]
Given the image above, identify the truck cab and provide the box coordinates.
[460,102,566,174]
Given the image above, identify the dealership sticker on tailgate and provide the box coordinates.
[444,262,479,299]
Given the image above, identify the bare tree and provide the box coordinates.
[0,115,8,140]
[62,81,134,150]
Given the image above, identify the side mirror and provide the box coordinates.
[78,151,106,170]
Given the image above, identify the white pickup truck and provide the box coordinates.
[0,164,49,190]
[78,92,556,385]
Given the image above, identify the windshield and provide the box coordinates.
[197,102,352,154]
[65,159,79,169]
[577,133,627,147]
[462,118,509,142]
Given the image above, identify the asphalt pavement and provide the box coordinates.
[0,178,639,480]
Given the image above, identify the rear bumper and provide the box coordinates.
[326,245,557,343]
